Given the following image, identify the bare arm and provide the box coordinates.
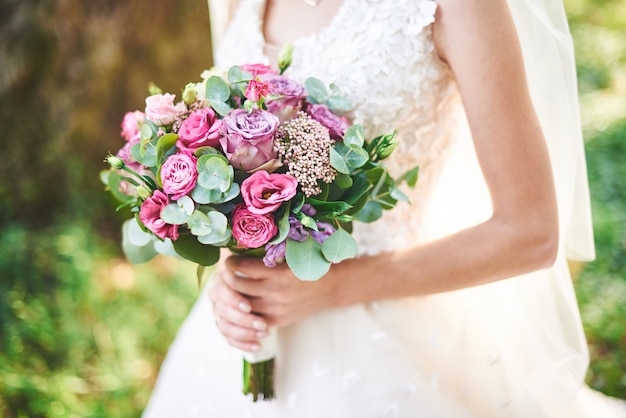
[211,0,558,350]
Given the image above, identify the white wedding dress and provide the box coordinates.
[143,0,621,417]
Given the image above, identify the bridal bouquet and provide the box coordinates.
[102,48,418,401]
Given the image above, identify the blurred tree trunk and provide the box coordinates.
[0,0,212,238]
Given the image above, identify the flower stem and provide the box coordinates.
[243,358,275,401]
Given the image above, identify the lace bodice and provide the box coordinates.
[216,0,461,255]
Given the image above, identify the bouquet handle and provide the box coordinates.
[242,327,278,401]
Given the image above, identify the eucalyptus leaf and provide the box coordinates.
[172,234,221,266]
[194,146,220,158]
[107,170,134,203]
[205,75,231,103]
[161,203,190,225]
[343,125,365,148]
[210,100,233,117]
[321,229,358,263]
[127,217,153,246]
[122,219,158,264]
[198,152,230,168]
[154,238,180,257]
[334,173,353,189]
[227,65,244,83]
[156,133,179,166]
[191,183,240,205]
[285,236,331,281]
[326,95,353,113]
[197,157,232,191]
[306,199,352,215]
[297,213,318,231]
[329,147,350,174]
[198,230,232,246]
[390,187,409,202]
[304,77,329,104]
[140,123,155,141]
[333,142,369,171]
[187,210,213,236]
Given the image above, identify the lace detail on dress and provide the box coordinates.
[216,0,461,256]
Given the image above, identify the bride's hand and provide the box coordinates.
[209,255,336,350]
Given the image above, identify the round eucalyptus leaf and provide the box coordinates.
[321,229,358,263]
[161,203,191,225]
[285,236,331,281]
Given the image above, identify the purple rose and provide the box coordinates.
[145,93,186,126]
[176,107,223,152]
[231,204,278,249]
[241,171,298,215]
[287,216,308,242]
[263,241,286,267]
[139,190,179,241]
[307,103,349,139]
[220,109,280,171]
[160,153,198,200]
[265,75,306,120]
[120,110,145,142]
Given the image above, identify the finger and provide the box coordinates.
[215,318,265,352]
[214,299,269,332]
[211,271,254,313]
[225,256,269,279]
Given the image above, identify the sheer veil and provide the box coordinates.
[206,0,596,412]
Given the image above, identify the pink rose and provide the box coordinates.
[139,190,179,240]
[239,63,277,78]
[120,110,145,142]
[220,109,280,171]
[241,171,298,215]
[245,79,269,102]
[176,107,223,152]
[307,103,349,139]
[231,204,278,249]
[145,93,186,126]
[160,153,198,200]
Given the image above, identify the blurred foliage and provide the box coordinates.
[0,0,624,416]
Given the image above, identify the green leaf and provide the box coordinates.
[306,199,352,215]
[304,77,329,104]
[210,100,233,117]
[343,125,365,148]
[197,157,232,192]
[131,139,157,168]
[172,234,221,266]
[121,219,158,264]
[401,166,420,188]
[197,228,232,246]
[206,75,231,102]
[321,229,358,263]
[107,170,135,203]
[353,200,383,223]
[194,146,221,158]
[191,183,239,205]
[329,146,350,174]
[269,202,291,245]
[156,133,179,166]
[390,187,409,202]
[326,95,352,113]
[227,65,243,83]
[333,173,353,189]
[187,210,213,236]
[297,213,318,231]
[342,173,371,205]
[333,142,369,171]
[161,203,191,225]
[285,236,331,281]
[140,122,155,141]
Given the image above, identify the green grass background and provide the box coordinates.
[0,0,624,416]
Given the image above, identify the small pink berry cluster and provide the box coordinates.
[274,112,336,197]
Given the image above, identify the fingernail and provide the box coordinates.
[252,320,267,331]
[234,271,249,278]
[239,302,251,313]
[256,331,268,339]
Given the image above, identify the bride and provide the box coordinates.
[143,0,621,416]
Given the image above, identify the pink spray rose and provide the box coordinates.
[160,153,198,200]
[220,109,280,171]
[241,171,298,215]
[120,110,145,142]
[139,190,179,240]
[307,103,350,139]
[245,79,269,102]
[176,107,223,152]
[145,93,186,126]
[239,63,277,78]
[231,204,278,249]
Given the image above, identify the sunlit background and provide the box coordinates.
[0,0,624,416]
